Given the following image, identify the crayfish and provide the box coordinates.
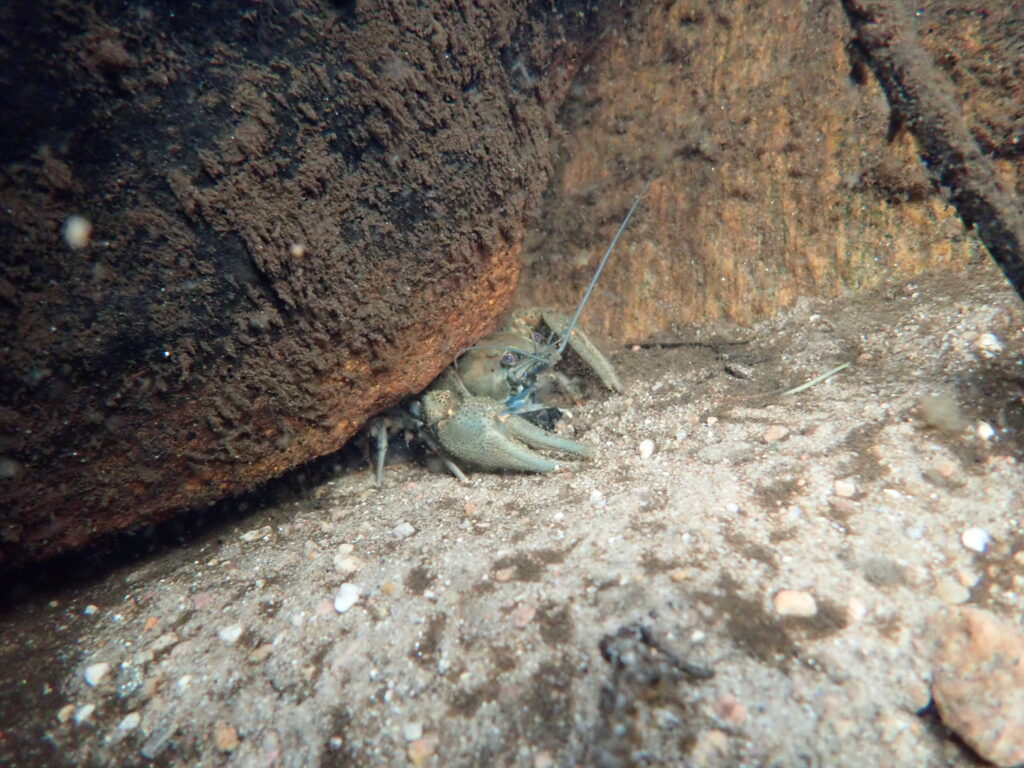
[369,182,649,484]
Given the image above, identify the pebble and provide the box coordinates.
[392,521,416,539]
[118,712,141,732]
[218,624,244,644]
[61,215,92,249]
[533,750,556,768]
[407,734,439,767]
[73,704,96,724]
[214,721,240,752]
[846,597,867,623]
[773,590,817,617]
[334,553,362,575]
[57,704,76,723]
[713,693,748,726]
[763,425,789,443]
[690,728,730,767]
[977,421,996,441]
[403,721,424,742]
[83,604,99,615]
[83,662,110,687]
[935,577,970,604]
[511,604,537,628]
[833,478,857,498]
[705,416,718,426]
[724,362,753,379]
[589,489,605,507]
[150,632,179,653]
[334,583,361,613]
[638,439,655,459]
[925,606,1024,766]
[975,332,1004,357]
[961,528,990,553]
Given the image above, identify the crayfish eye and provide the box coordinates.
[500,351,518,367]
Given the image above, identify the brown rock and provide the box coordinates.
[0,2,617,568]
[924,606,1024,767]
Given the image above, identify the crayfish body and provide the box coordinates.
[368,182,648,484]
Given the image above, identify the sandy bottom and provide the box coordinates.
[2,260,1021,767]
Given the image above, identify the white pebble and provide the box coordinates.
[392,522,415,539]
[773,590,817,617]
[961,527,990,553]
[83,604,100,615]
[334,553,362,575]
[83,662,110,687]
[403,721,424,742]
[56,704,76,723]
[61,215,92,249]
[976,421,995,441]
[724,503,741,514]
[935,577,970,604]
[218,624,244,644]
[589,489,605,507]
[675,429,688,442]
[73,704,96,724]
[638,439,655,459]
[334,583,361,614]
[974,332,1004,357]
[118,712,141,732]
[833,478,857,498]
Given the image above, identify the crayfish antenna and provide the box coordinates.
[555,179,651,357]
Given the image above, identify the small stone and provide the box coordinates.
[150,631,179,653]
[392,522,416,539]
[705,416,718,426]
[407,733,439,767]
[638,439,655,459]
[61,215,92,249]
[724,362,753,379]
[533,750,556,768]
[763,425,789,443]
[690,729,730,767]
[83,604,100,615]
[833,478,857,498]
[773,590,817,617]
[403,721,424,742]
[249,644,274,662]
[511,604,537,628]
[142,616,159,632]
[935,577,970,604]
[589,489,605,507]
[937,459,957,478]
[846,597,867,623]
[334,553,362,575]
[713,693,748,725]
[83,662,110,687]
[218,624,244,644]
[334,583,361,614]
[961,528,990,553]
[925,606,1024,766]
[57,704,76,723]
[977,421,996,441]
[73,704,96,724]
[214,721,240,752]
[975,332,1004,357]
[494,567,515,583]
[118,712,141,732]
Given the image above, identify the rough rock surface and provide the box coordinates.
[925,606,1024,767]
[0,0,611,567]
[516,0,1023,340]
